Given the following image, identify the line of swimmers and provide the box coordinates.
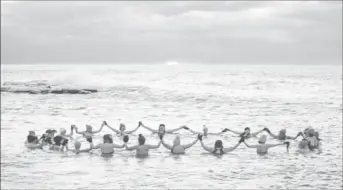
[25,121,321,157]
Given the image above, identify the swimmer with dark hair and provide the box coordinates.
[263,128,303,140]
[105,121,141,136]
[74,122,105,142]
[184,125,229,137]
[161,135,199,154]
[224,127,264,139]
[25,131,45,149]
[91,134,127,155]
[242,135,290,155]
[305,128,320,150]
[140,122,187,136]
[198,134,242,155]
[125,134,162,157]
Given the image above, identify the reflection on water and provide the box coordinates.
[1,64,342,189]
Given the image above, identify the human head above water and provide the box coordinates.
[86,125,92,132]
[103,134,113,143]
[74,141,81,149]
[119,124,126,131]
[258,135,267,144]
[244,127,251,134]
[214,140,223,149]
[173,136,181,146]
[138,134,146,145]
[203,126,208,135]
[158,124,166,133]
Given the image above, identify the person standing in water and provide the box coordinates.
[51,128,73,151]
[198,134,242,155]
[125,134,162,157]
[263,128,303,140]
[184,125,229,137]
[161,135,199,154]
[241,135,290,155]
[105,121,141,136]
[91,134,127,155]
[140,122,187,136]
[25,131,45,149]
[224,127,264,139]
[74,122,105,142]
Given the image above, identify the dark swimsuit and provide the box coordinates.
[40,134,53,144]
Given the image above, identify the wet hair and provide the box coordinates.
[138,134,146,145]
[27,135,38,143]
[103,134,113,144]
[244,127,250,131]
[46,129,52,134]
[213,140,224,154]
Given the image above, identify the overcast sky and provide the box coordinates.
[1,1,342,64]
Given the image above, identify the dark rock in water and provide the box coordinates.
[1,87,11,92]
[82,89,98,93]
[50,89,92,94]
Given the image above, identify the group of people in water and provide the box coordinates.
[25,121,322,157]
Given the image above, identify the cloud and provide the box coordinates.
[1,1,342,64]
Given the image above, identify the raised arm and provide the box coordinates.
[165,126,184,133]
[251,128,264,137]
[148,141,162,149]
[161,139,173,150]
[182,138,199,149]
[92,122,105,134]
[105,122,120,134]
[125,122,141,134]
[141,123,158,133]
[125,144,138,151]
[183,126,199,134]
[74,126,85,135]
[263,128,278,139]
[223,142,241,153]
[226,129,242,135]
[286,132,303,140]
[208,129,228,135]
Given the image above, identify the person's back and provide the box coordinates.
[256,144,269,154]
[136,145,150,156]
[99,143,116,154]
[171,145,185,154]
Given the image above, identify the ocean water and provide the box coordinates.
[1,64,342,189]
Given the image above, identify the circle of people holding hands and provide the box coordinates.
[25,121,322,157]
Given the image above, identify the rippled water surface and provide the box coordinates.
[1,64,342,189]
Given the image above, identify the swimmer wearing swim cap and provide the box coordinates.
[198,134,242,155]
[105,121,141,136]
[161,135,199,154]
[125,134,162,157]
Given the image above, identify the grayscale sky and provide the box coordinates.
[1,1,342,64]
